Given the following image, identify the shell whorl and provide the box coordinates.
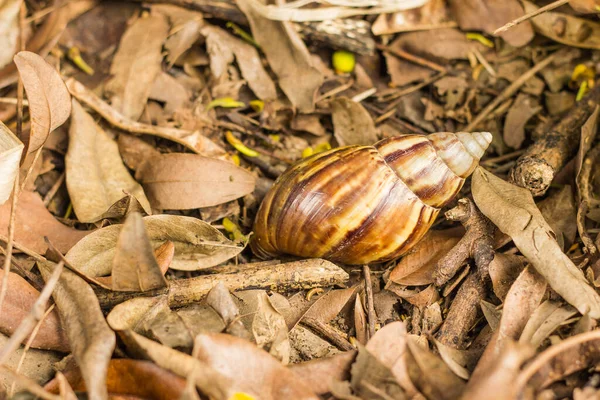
[251,131,492,265]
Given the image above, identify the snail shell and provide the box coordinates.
[251,131,492,265]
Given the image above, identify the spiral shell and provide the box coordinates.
[251,131,492,265]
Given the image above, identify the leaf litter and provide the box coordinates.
[2,0,600,399]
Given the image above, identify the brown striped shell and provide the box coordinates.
[251,131,492,265]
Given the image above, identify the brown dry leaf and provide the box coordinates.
[66,99,151,222]
[136,153,256,210]
[302,287,357,325]
[432,338,472,379]
[0,271,68,352]
[117,133,160,171]
[13,51,71,154]
[389,228,462,285]
[354,295,368,345]
[488,253,525,301]
[111,212,168,292]
[448,0,533,47]
[0,120,23,204]
[522,1,600,50]
[519,301,577,348]
[537,186,578,251]
[66,214,244,275]
[290,351,355,395]
[372,0,453,35]
[236,0,323,112]
[514,331,600,396]
[38,260,116,400]
[45,359,187,399]
[0,0,20,69]
[201,24,277,101]
[405,336,465,400]
[148,72,191,115]
[349,344,407,399]
[106,296,165,332]
[194,333,319,399]
[291,114,326,136]
[331,97,378,147]
[472,167,600,318]
[0,190,88,254]
[390,28,486,62]
[152,4,204,67]
[503,93,541,149]
[104,12,169,120]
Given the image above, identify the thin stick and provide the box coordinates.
[0,366,60,400]
[20,146,43,193]
[465,50,563,131]
[493,0,569,35]
[0,172,19,317]
[302,316,354,351]
[16,2,26,142]
[377,43,446,73]
[0,98,28,106]
[363,265,376,339]
[43,172,65,206]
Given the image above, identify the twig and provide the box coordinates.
[0,366,60,400]
[465,49,564,131]
[20,146,43,193]
[493,0,569,35]
[43,172,65,206]
[302,316,355,351]
[376,43,447,73]
[0,173,19,318]
[363,265,376,339]
[0,98,28,106]
[16,2,25,143]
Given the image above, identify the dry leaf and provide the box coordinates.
[350,344,407,399]
[303,287,357,325]
[472,167,600,318]
[0,120,23,204]
[38,260,116,400]
[0,190,88,254]
[290,351,355,395]
[236,0,323,112]
[519,301,577,348]
[194,333,319,399]
[13,51,71,154]
[104,12,169,120]
[372,0,453,35]
[148,72,191,115]
[66,99,151,222]
[331,97,378,147]
[523,0,600,50]
[111,212,168,292]
[152,4,204,67]
[0,0,20,69]
[488,253,525,301]
[66,214,244,274]
[354,295,368,345]
[201,24,277,101]
[503,93,541,149]
[136,153,256,210]
[537,186,578,251]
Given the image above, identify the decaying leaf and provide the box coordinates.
[104,12,169,120]
[523,1,600,50]
[0,120,23,204]
[331,97,378,147]
[111,212,168,292]
[503,93,541,149]
[472,167,600,318]
[66,214,244,274]
[201,24,277,101]
[136,153,256,210]
[236,0,323,112]
[152,4,204,67]
[302,287,357,326]
[519,300,577,348]
[13,51,71,154]
[350,344,407,399]
[537,185,578,251]
[0,0,20,69]
[38,261,116,400]
[65,99,151,223]
[0,190,88,254]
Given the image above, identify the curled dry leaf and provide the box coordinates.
[522,1,600,50]
[289,351,356,395]
[330,97,378,147]
[518,300,577,348]
[201,24,277,101]
[152,5,204,67]
[236,0,323,112]
[136,153,257,210]
[0,271,68,352]
[38,261,116,400]
[0,190,88,254]
[206,282,251,339]
[45,359,187,399]
[472,167,600,318]
[503,93,541,149]
[349,344,406,399]
[13,51,72,154]
[104,12,169,120]
[488,253,525,300]
[302,287,357,326]
[66,214,244,274]
[66,99,151,223]
[194,333,319,399]
[111,212,168,292]
[0,120,23,204]
[537,185,578,251]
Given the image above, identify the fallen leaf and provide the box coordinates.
[303,287,357,325]
[350,344,407,399]
[38,260,116,400]
[45,359,187,399]
[236,0,323,112]
[0,120,23,204]
[523,0,600,50]
[104,12,169,120]
[0,270,68,352]
[354,295,368,345]
[290,351,355,395]
[448,0,534,47]
[148,72,191,115]
[201,24,277,101]
[488,253,525,301]
[152,4,204,67]
[111,212,168,292]
[0,0,19,69]
[65,99,151,222]
[503,93,541,149]
[519,300,577,348]
[432,338,472,379]
[0,190,88,254]
[331,97,378,147]
[537,185,578,251]
[117,133,160,171]
[136,153,256,210]
[472,167,600,318]
[194,333,319,399]
[66,214,244,274]
[372,0,453,35]
[13,51,71,154]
